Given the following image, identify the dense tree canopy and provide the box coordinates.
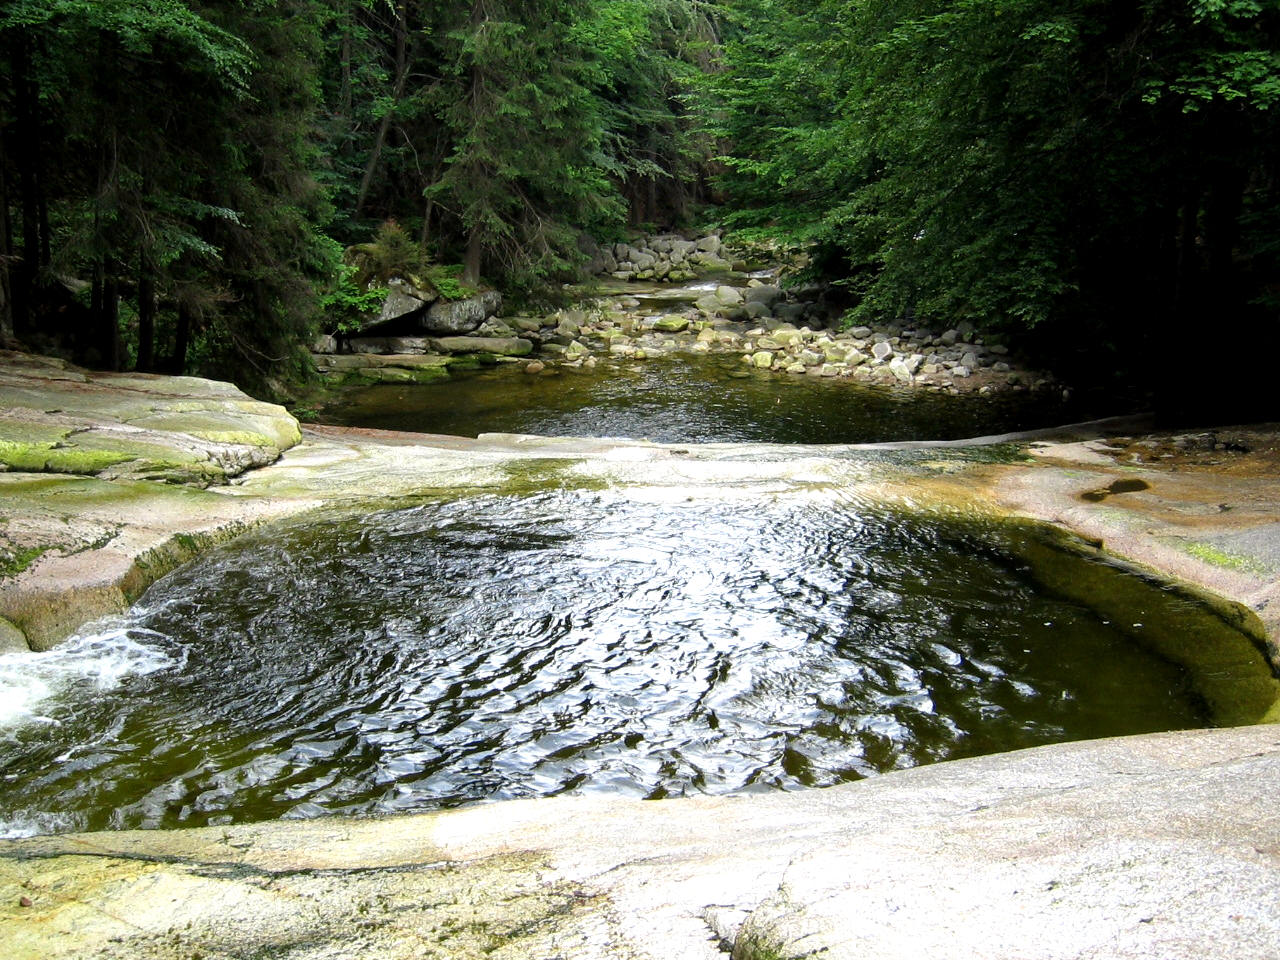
[709,0,1280,414]
[1,0,1276,415]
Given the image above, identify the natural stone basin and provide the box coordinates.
[323,354,1075,443]
[2,484,1272,837]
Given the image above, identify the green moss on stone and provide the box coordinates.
[0,440,134,474]
[1181,541,1273,577]
[0,544,50,579]
[1014,523,1280,726]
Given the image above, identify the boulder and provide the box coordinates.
[478,318,517,338]
[0,616,28,653]
[429,336,532,357]
[745,285,784,308]
[697,235,722,254]
[653,316,691,334]
[0,352,301,486]
[751,351,775,369]
[348,337,433,355]
[379,279,438,325]
[872,341,894,362]
[773,303,807,324]
[421,290,503,335]
[715,285,744,306]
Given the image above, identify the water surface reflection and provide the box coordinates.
[0,490,1221,835]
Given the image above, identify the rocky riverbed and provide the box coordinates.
[314,232,1057,400]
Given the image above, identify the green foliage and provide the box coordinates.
[344,219,431,287]
[708,0,1280,413]
[319,263,386,335]
[424,265,476,303]
[0,0,334,389]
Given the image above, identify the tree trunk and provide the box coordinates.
[0,128,14,344]
[420,197,435,246]
[12,35,41,331]
[100,271,123,371]
[463,229,483,287]
[339,0,354,122]
[354,1,410,216]
[171,303,193,374]
[137,260,156,371]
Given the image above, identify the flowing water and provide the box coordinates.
[3,487,1265,837]
[325,354,1076,443]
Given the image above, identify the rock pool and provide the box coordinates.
[2,484,1271,836]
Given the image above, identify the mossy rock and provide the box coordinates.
[0,439,134,475]
[0,615,28,652]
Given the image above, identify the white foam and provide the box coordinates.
[0,620,185,729]
[0,810,77,839]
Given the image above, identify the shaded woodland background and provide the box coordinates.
[2,0,1276,419]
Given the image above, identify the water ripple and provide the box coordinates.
[0,491,1212,833]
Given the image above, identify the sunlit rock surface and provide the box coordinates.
[1,726,1276,959]
[0,351,300,484]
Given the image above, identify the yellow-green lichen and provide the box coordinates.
[0,440,134,474]
[1180,541,1274,577]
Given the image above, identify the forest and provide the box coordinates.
[1,0,1277,418]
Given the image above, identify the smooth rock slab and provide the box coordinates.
[0,352,300,485]
[430,336,533,357]
[2,727,1276,960]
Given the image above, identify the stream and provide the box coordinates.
[0,277,1269,838]
[1,488,1265,837]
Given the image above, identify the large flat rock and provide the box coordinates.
[0,352,301,485]
[2,726,1276,959]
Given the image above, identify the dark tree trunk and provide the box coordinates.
[420,197,434,246]
[463,229,483,287]
[12,35,41,330]
[37,190,51,269]
[136,261,156,371]
[100,272,123,371]
[171,303,193,374]
[355,1,410,216]
[0,128,14,344]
